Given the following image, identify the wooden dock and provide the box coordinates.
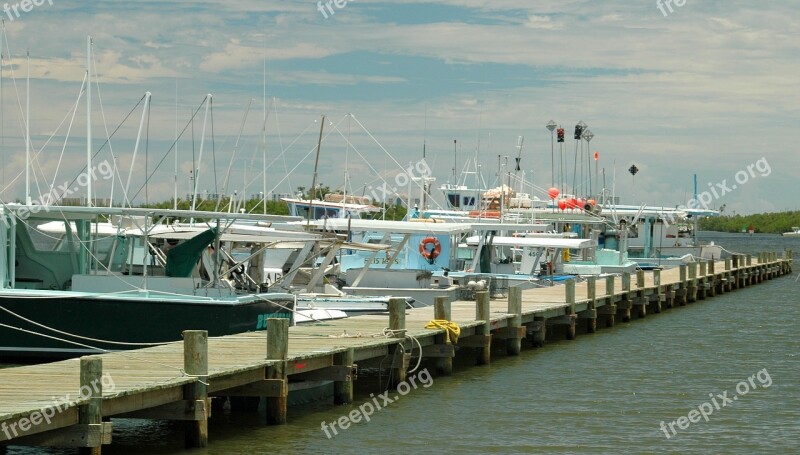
[0,251,792,452]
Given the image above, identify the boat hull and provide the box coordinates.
[0,291,294,361]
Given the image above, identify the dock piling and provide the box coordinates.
[620,272,632,322]
[388,298,409,383]
[183,331,209,446]
[506,287,523,355]
[475,291,492,364]
[434,296,454,375]
[78,356,105,455]
[599,275,616,327]
[266,319,289,425]
[333,348,354,405]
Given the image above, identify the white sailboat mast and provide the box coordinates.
[86,36,92,207]
[25,50,30,205]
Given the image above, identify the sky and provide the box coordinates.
[0,0,797,215]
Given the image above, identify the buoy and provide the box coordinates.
[547,187,560,199]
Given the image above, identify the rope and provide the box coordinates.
[424,319,460,344]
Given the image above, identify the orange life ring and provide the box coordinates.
[419,237,442,262]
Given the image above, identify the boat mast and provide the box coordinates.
[306,115,325,227]
[86,36,92,207]
[25,50,30,205]
[190,94,212,217]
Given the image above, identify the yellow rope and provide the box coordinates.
[425,320,460,344]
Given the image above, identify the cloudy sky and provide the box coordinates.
[0,0,796,214]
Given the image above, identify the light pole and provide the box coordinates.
[546,120,556,188]
[583,129,594,197]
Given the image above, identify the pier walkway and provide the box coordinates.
[0,252,792,452]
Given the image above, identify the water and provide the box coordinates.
[5,233,799,454]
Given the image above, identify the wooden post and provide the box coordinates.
[678,265,687,305]
[620,272,632,322]
[507,287,523,355]
[602,275,616,327]
[389,298,408,383]
[531,316,546,347]
[585,276,597,333]
[434,296,453,375]
[724,258,733,290]
[183,331,209,446]
[687,262,698,302]
[333,348,354,405]
[564,280,577,339]
[636,270,645,289]
[475,291,492,364]
[652,269,662,313]
[79,356,104,455]
[697,261,707,299]
[266,319,288,425]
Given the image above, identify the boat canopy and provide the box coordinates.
[302,219,474,235]
[464,235,594,249]
[166,228,217,277]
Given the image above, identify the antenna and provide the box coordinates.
[86,36,92,206]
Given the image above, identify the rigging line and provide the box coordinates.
[273,98,292,195]
[46,74,86,201]
[145,93,151,205]
[92,46,120,208]
[1,26,33,151]
[130,96,208,202]
[0,75,87,198]
[56,94,147,203]
[211,96,218,196]
[258,115,349,200]
[328,118,445,211]
[216,98,252,212]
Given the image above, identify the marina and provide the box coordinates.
[0,252,791,452]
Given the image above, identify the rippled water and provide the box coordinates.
[6,233,799,454]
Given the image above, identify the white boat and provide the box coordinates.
[782,227,800,237]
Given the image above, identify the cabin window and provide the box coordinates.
[463,197,475,206]
[447,194,460,208]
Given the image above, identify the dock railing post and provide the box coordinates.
[506,287,523,355]
[266,319,289,425]
[475,291,492,365]
[79,356,105,455]
[183,330,209,446]
[434,296,454,375]
[389,298,409,383]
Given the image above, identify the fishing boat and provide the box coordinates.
[0,204,327,360]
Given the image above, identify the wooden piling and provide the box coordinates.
[333,348,354,405]
[475,291,492,364]
[601,275,617,327]
[581,277,597,333]
[266,319,289,425]
[434,296,453,375]
[564,280,577,339]
[677,265,688,305]
[183,331,209,446]
[507,287,523,355]
[652,269,663,313]
[79,356,104,455]
[635,271,647,318]
[687,263,698,303]
[620,272,632,322]
[388,298,408,383]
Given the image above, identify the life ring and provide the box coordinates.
[419,237,442,262]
